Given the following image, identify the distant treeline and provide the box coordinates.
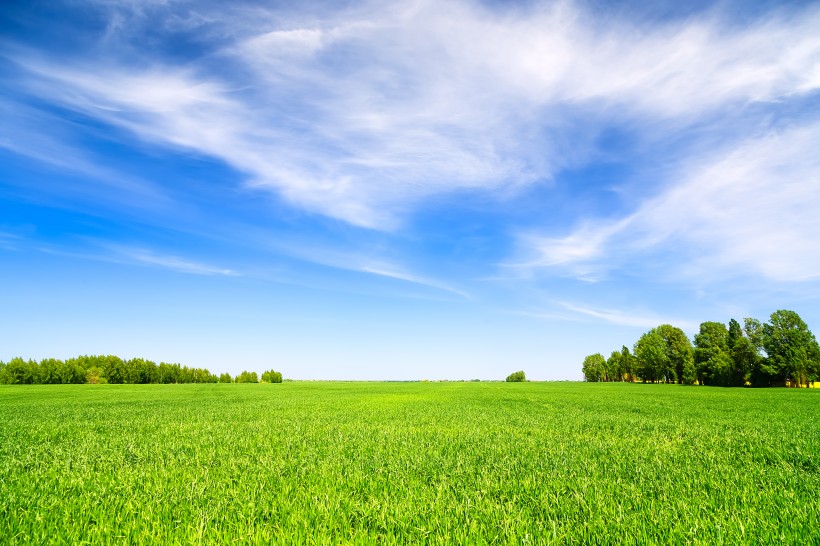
[0,355,283,385]
[582,309,819,387]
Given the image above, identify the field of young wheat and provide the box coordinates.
[1,382,818,544]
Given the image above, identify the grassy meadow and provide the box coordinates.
[1,382,818,544]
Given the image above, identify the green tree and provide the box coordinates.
[100,355,126,384]
[635,325,694,384]
[218,372,233,383]
[694,321,731,386]
[261,370,283,383]
[726,319,748,386]
[634,330,665,383]
[236,371,259,383]
[581,354,605,382]
[621,346,636,382]
[178,366,195,383]
[743,318,769,387]
[39,358,64,384]
[58,358,87,384]
[505,370,526,382]
[2,357,38,384]
[606,350,624,382]
[157,362,179,384]
[127,358,158,384]
[86,366,106,384]
[659,325,695,384]
[762,310,820,387]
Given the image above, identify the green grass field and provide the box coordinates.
[1,382,818,544]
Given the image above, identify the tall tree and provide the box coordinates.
[261,370,283,383]
[39,358,63,384]
[634,330,664,382]
[694,322,731,386]
[726,319,748,386]
[1,357,37,384]
[581,354,606,382]
[100,355,126,384]
[621,345,636,382]
[60,358,87,384]
[743,318,770,387]
[659,324,696,384]
[606,351,624,382]
[635,325,694,384]
[762,310,820,387]
[127,358,158,384]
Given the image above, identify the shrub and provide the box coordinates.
[506,370,526,382]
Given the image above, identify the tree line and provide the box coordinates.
[582,309,820,387]
[0,355,283,385]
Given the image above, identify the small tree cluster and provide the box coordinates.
[261,370,283,383]
[582,310,820,387]
[505,370,526,382]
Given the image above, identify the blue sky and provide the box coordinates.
[2,0,820,380]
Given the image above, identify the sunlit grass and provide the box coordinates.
[1,382,818,544]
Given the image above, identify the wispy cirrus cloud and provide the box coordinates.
[517,120,820,285]
[4,0,819,229]
[117,247,241,277]
[40,243,242,277]
[79,242,242,277]
[260,236,471,299]
[557,301,699,331]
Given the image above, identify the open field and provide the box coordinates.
[1,382,818,544]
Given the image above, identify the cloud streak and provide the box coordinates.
[520,120,820,284]
[557,301,699,331]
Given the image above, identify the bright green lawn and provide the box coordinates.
[1,382,818,544]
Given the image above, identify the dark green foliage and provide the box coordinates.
[218,372,233,383]
[505,370,526,382]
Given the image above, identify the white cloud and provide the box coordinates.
[5,0,820,229]
[103,246,240,276]
[260,237,471,298]
[521,121,820,284]
[358,264,471,299]
[0,232,23,251]
[557,302,699,331]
